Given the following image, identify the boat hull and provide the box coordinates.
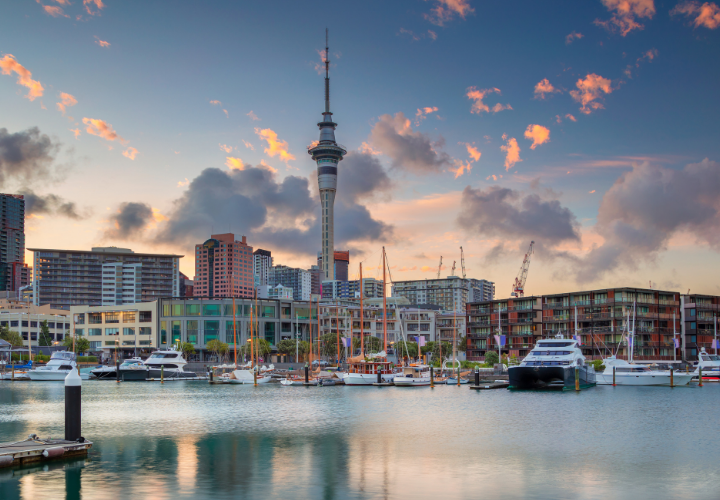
[118,369,149,381]
[90,368,117,380]
[508,365,595,390]
[343,372,394,386]
[28,370,90,381]
[1,372,30,380]
[597,372,693,386]
[393,375,431,386]
[147,369,198,379]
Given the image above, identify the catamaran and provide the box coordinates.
[508,336,595,390]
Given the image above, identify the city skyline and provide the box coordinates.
[1,0,720,297]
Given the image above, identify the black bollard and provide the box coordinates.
[377,368,381,384]
[116,360,120,384]
[474,367,480,387]
[430,366,434,388]
[65,368,82,441]
[209,369,214,384]
[305,364,309,383]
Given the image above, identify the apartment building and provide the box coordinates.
[0,194,31,292]
[681,294,719,361]
[71,301,157,360]
[257,284,293,300]
[31,246,181,310]
[193,234,253,298]
[269,265,311,301]
[0,300,70,348]
[436,311,467,344]
[253,249,273,287]
[321,277,384,300]
[392,276,495,312]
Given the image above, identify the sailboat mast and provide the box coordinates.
[309,299,313,365]
[250,299,254,366]
[316,296,320,362]
[336,304,340,364]
[255,293,259,365]
[233,297,237,366]
[383,247,387,353]
[360,263,364,355]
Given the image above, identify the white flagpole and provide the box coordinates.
[498,308,501,362]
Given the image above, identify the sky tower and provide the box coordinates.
[308,30,347,282]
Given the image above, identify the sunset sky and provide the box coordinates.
[1,0,719,297]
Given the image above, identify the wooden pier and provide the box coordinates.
[0,436,92,469]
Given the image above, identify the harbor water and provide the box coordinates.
[1,381,718,499]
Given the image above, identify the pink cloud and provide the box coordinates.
[464,143,481,162]
[254,127,296,163]
[524,124,550,150]
[56,92,77,115]
[672,1,720,29]
[466,87,512,114]
[222,109,228,118]
[209,100,221,105]
[566,113,577,122]
[94,36,110,48]
[424,0,474,26]
[82,117,126,143]
[500,136,522,171]
[70,128,81,139]
[565,31,584,44]
[219,144,233,153]
[225,157,244,170]
[42,5,69,17]
[0,54,44,101]
[122,147,138,160]
[450,159,472,179]
[533,78,561,99]
[83,0,104,16]
[414,106,439,125]
[246,110,260,121]
[242,140,255,151]
[595,0,655,36]
[569,73,613,114]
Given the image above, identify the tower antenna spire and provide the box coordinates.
[325,28,330,113]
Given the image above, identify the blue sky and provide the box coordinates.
[1,0,719,296]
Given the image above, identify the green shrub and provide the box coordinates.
[587,359,605,372]
[78,356,98,363]
[484,351,499,366]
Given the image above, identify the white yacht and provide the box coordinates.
[144,348,199,379]
[695,348,720,382]
[596,357,693,386]
[231,367,272,384]
[393,364,431,386]
[508,337,595,390]
[27,351,90,381]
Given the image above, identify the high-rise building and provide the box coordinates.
[193,233,253,298]
[0,194,30,293]
[321,277,384,300]
[308,33,347,282]
[30,246,181,309]
[253,249,273,287]
[309,264,322,296]
[269,265,311,301]
[391,277,495,312]
[179,272,194,297]
[317,250,350,283]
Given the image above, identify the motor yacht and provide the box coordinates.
[342,351,395,385]
[393,364,431,386]
[117,357,150,381]
[27,351,90,381]
[508,337,595,390]
[596,357,693,386]
[144,348,200,379]
[695,348,720,382]
[231,366,272,384]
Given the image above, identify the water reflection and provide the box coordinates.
[1,382,719,499]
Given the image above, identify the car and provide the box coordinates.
[312,359,329,367]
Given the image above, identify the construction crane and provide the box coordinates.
[511,241,535,297]
[460,246,466,279]
[451,261,456,276]
[436,256,443,279]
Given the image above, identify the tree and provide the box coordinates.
[484,351,499,366]
[457,334,467,353]
[38,321,53,347]
[206,339,229,361]
[178,342,195,359]
[278,339,309,361]
[63,335,90,354]
[394,340,418,359]
[239,338,271,359]
[0,325,24,347]
[351,335,382,354]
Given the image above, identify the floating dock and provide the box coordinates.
[0,436,92,469]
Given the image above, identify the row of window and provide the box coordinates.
[77,311,152,324]
[0,320,69,329]
[81,327,152,336]
[162,303,276,318]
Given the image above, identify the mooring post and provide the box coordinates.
[116,360,120,384]
[254,367,257,386]
[474,367,480,387]
[11,362,14,381]
[457,365,460,386]
[430,366,434,388]
[209,368,214,384]
[612,366,616,386]
[65,368,82,441]
[304,363,309,384]
[377,368,381,384]
[575,366,580,391]
[670,368,674,387]
[161,365,164,384]
[699,367,703,387]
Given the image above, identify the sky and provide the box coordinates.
[1,0,720,298]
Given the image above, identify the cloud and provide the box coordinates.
[428,30,438,40]
[463,143,481,162]
[223,109,228,118]
[259,160,278,174]
[398,28,438,42]
[70,128,81,139]
[466,87,512,114]
[82,117,126,143]
[254,128,295,164]
[242,140,254,151]
[42,5,68,17]
[566,114,577,122]
[569,73,613,114]
[122,147,138,160]
[247,110,260,121]
[565,31,584,44]
[368,112,452,175]
[209,100,221,105]
[359,142,380,155]
[83,0,104,16]
[594,0,655,36]
[105,202,153,239]
[56,92,77,115]
[589,190,596,194]
[338,151,393,202]
[524,124,551,150]
[94,37,110,48]
[177,178,189,187]
[21,189,85,219]
[0,54,44,101]
[672,1,720,29]
[533,79,561,99]
[219,144,233,153]
[0,127,62,187]
[457,185,580,244]
[625,48,659,77]
[576,159,720,282]
[500,136,522,171]
[225,157,244,170]
[424,0,475,26]
[414,106,439,126]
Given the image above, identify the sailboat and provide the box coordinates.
[232,295,272,384]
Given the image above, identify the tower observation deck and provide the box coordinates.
[308,30,347,282]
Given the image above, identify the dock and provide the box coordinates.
[0,435,92,469]
[469,381,509,390]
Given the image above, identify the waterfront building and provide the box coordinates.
[308,35,347,282]
[30,246,181,310]
[317,250,350,283]
[467,287,682,362]
[321,277,384,300]
[193,233,253,298]
[436,311,467,345]
[71,301,157,360]
[253,249,273,287]
[0,301,70,348]
[309,264,322,296]
[681,294,720,361]
[391,276,495,312]
[157,297,316,360]
[269,265,311,301]
[257,284,293,300]
[0,194,31,293]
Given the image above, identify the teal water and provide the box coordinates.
[0,381,718,500]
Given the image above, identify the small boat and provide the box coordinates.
[231,368,272,384]
[508,336,596,390]
[343,351,395,385]
[90,364,118,380]
[695,348,720,382]
[27,352,90,381]
[393,364,432,386]
[446,377,469,385]
[280,378,305,386]
[597,357,693,386]
[1,361,32,380]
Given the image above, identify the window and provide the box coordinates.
[691,322,696,329]
[186,303,201,316]
[172,321,181,344]
[88,328,102,336]
[123,327,135,336]
[204,320,219,344]
[105,312,120,324]
[105,328,119,336]
[263,306,275,318]
[139,311,152,323]
[122,311,136,323]
[187,320,198,344]
[203,304,221,316]
[75,313,85,325]
[139,327,151,336]
[172,304,184,316]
